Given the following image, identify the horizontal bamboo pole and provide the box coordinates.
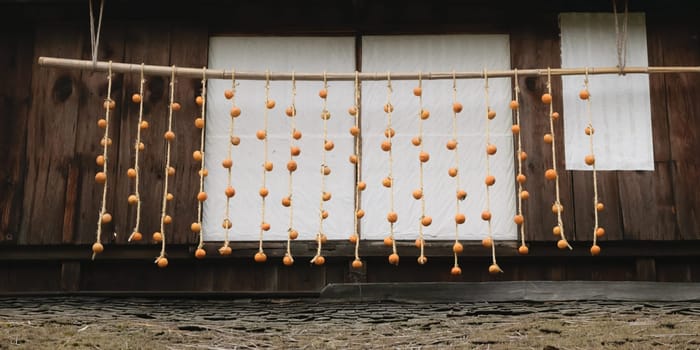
[38,56,700,81]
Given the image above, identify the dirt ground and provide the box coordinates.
[0,297,699,349]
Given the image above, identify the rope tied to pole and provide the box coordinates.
[128,63,146,243]
[416,71,426,263]
[613,0,629,75]
[284,71,298,265]
[92,60,113,260]
[311,71,330,265]
[352,70,363,266]
[195,67,207,252]
[385,71,399,264]
[88,0,104,68]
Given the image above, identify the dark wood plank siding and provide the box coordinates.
[661,20,700,240]
[509,20,576,242]
[0,28,34,244]
[20,23,85,244]
[0,2,698,294]
[645,14,700,240]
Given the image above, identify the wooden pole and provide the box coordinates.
[38,56,700,81]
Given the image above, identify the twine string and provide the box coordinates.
[352,71,362,262]
[452,71,461,268]
[223,69,236,250]
[157,65,176,261]
[285,71,297,260]
[546,68,571,249]
[584,69,601,246]
[483,70,498,266]
[513,69,527,248]
[417,72,426,261]
[88,0,104,67]
[259,70,270,254]
[386,72,397,256]
[129,63,145,242]
[93,60,112,260]
[196,67,207,250]
[613,0,630,74]
[312,71,329,263]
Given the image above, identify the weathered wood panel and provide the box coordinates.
[660,21,700,240]
[618,163,677,240]
[509,22,576,242]
[0,28,33,244]
[645,21,673,163]
[20,23,84,244]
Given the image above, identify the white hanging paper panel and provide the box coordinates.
[361,35,516,241]
[205,37,356,241]
[560,13,654,170]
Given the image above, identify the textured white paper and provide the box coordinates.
[361,35,516,241]
[560,13,654,170]
[205,37,356,241]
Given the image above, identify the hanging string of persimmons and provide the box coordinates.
[89,66,609,275]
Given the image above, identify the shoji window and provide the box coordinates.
[205,35,517,241]
[361,35,516,241]
[560,13,654,170]
[204,37,356,241]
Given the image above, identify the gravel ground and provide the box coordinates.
[0,297,699,349]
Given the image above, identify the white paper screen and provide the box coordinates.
[361,35,517,241]
[204,37,356,241]
[560,13,654,170]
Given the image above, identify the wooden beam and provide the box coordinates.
[2,241,700,261]
[38,57,700,81]
[320,281,700,302]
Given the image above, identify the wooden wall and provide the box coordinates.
[0,1,699,292]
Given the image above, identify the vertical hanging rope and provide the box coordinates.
[193,67,208,258]
[88,0,104,67]
[311,72,330,266]
[511,69,529,255]
[613,0,629,74]
[450,72,464,275]
[220,69,238,257]
[483,70,502,274]
[127,64,146,243]
[384,72,399,266]
[543,68,572,250]
[92,60,113,259]
[581,69,604,256]
[350,71,363,269]
[154,65,177,268]
[193,72,213,254]
[414,72,429,266]
[283,71,299,266]
[255,71,273,263]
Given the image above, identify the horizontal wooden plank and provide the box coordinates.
[320,281,700,302]
[2,240,700,262]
